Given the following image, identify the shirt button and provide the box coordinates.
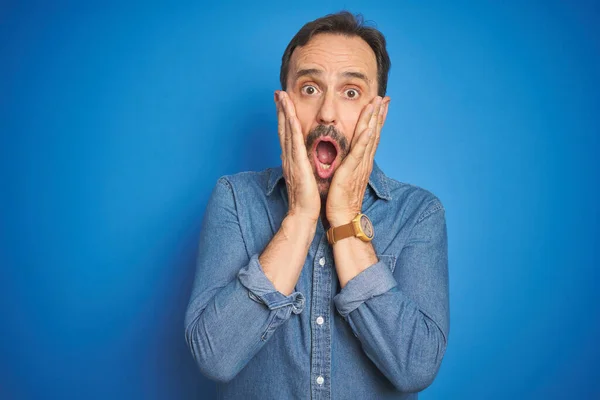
[318,257,326,266]
[316,376,324,385]
[316,316,324,325]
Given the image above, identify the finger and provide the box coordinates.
[351,102,375,148]
[280,91,298,118]
[367,97,383,135]
[285,103,296,155]
[279,94,293,172]
[351,96,381,148]
[355,98,380,162]
[353,96,382,150]
[281,97,293,165]
[281,93,306,158]
[376,101,385,131]
[366,100,387,161]
[343,116,374,170]
[275,91,286,154]
[289,111,306,160]
[369,101,388,160]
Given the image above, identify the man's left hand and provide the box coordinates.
[326,96,389,227]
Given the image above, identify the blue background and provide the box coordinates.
[2,1,599,399]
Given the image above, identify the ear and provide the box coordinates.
[382,96,391,124]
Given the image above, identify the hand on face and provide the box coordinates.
[275,90,321,223]
[325,95,389,227]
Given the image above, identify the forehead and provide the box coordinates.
[289,33,377,83]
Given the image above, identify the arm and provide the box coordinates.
[260,90,321,296]
[325,90,448,392]
[333,201,449,392]
[185,91,320,382]
[184,178,308,383]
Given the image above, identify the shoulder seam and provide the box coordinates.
[417,199,444,223]
[215,176,249,256]
[217,176,232,189]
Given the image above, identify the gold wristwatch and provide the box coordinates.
[326,213,374,245]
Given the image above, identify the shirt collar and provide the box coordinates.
[266,160,392,201]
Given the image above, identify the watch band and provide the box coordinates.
[326,222,356,245]
[327,213,375,245]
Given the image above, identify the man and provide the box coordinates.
[185,11,449,399]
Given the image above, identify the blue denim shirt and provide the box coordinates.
[185,162,449,399]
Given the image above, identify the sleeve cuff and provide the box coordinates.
[238,254,305,315]
[333,257,398,318]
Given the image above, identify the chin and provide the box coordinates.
[317,179,331,200]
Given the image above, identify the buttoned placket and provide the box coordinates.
[310,233,333,400]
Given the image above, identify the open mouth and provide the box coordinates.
[313,138,339,179]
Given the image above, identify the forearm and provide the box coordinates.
[186,248,307,383]
[185,275,287,382]
[346,286,447,392]
[185,177,307,382]
[331,236,378,288]
[332,204,450,392]
[259,214,316,296]
[331,242,444,390]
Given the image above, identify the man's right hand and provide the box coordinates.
[275,90,320,223]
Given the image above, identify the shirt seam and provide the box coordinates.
[218,176,251,258]
[417,200,444,224]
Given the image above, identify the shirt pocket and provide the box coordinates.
[378,254,397,273]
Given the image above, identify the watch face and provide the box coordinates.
[360,215,374,239]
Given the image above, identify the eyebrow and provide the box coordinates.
[295,68,322,79]
[342,71,369,84]
[294,68,371,87]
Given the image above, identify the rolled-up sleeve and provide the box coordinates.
[239,254,305,314]
[333,259,397,318]
[184,177,303,383]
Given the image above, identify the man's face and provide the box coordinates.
[286,33,383,198]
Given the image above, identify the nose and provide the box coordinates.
[316,92,337,126]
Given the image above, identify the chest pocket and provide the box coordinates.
[377,254,397,273]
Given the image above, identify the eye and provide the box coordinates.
[344,88,360,100]
[301,85,319,96]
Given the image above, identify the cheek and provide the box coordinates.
[339,103,365,142]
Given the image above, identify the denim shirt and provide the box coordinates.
[184,162,449,399]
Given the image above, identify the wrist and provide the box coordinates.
[282,213,317,244]
[332,238,378,288]
[327,211,358,228]
[287,207,319,225]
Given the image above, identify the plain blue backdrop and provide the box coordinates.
[2,1,599,399]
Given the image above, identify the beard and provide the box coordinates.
[305,125,349,199]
